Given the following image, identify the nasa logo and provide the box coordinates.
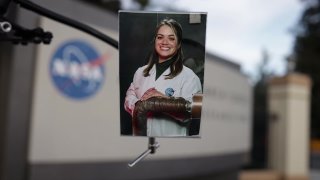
[165,88,175,97]
[49,40,105,99]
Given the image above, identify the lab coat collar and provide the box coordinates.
[149,65,156,76]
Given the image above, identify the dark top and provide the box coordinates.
[156,58,175,80]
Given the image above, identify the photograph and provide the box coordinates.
[119,11,207,137]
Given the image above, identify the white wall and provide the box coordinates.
[28,17,252,163]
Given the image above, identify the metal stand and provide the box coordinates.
[128,137,159,168]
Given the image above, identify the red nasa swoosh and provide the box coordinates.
[89,52,110,67]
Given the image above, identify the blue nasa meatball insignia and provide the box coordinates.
[165,88,175,97]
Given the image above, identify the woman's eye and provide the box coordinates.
[157,36,163,40]
[169,38,175,41]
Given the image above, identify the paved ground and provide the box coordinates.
[311,170,320,180]
[239,170,280,180]
[240,170,320,180]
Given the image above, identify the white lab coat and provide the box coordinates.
[124,64,202,137]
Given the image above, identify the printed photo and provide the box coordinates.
[119,11,207,137]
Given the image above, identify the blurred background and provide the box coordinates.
[1,0,320,180]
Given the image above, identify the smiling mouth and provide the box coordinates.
[160,47,170,51]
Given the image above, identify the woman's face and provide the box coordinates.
[155,25,179,63]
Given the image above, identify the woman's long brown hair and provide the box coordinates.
[143,18,183,79]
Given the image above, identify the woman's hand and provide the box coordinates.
[141,88,167,101]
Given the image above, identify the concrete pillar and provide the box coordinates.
[268,73,311,180]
